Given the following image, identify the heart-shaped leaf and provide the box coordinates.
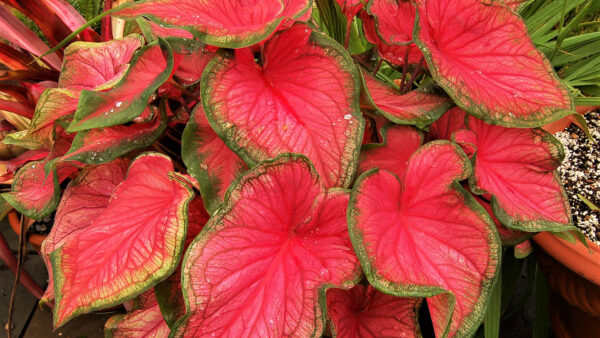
[59,35,144,91]
[172,154,361,337]
[182,105,247,214]
[413,0,573,127]
[327,284,422,338]
[174,47,216,86]
[40,159,130,303]
[348,141,500,337]
[114,0,312,48]
[452,116,574,232]
[425,107,467,142]
[358,124,422,178]
[202,24,363,188]
[360,68,451,127]
[28,89,79,134]
[335,0,364,21]
[470,192,530,246]
[67,39,174,132]
[50,153,194,327]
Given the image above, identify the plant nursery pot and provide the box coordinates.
[7,210,46,253]
[535,241,600,337]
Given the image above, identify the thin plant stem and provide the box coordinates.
[399,48,410,90]
[403,57,424,93]
[6,215,26,338]
[372,58,383,75]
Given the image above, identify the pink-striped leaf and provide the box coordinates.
[203,24,363,189]
[59,35,144,91]
[348,142,500,337]
[40,159,130,303]
[182,105,247,213]
[114,0,311,48]
[452,116,574,232]
[105,290,170,338]
[358,124,422,177]
[67,39,173,132]
[413,0,573,127]
[173,154,361,337]
[327,284,422,338]
[361,69,451,127]
[174,47,215,86]
[50,153,194,327]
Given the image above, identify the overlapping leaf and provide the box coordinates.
[114,0,312,48]
[58,35,144,91]
[361,0,423,66]
[182,105,247,214]
[1,138,77,219]
[50,153,194,327]
[67,39,173,132]
[173,154,361,337]
[425,107,466,142]
[413,0,573,127]
[202,24,363,188]
[327,284,422,338]
[361,69,451,127]
[348,142,500,337]
[452,116,574,232]
[358,124,422,177]
[105,290,170,338]
[40,159,130,303]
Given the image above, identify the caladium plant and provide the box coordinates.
[0,0,588,337]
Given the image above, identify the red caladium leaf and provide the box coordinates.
[174,47,216,86]
[28,89,79,134]
[360,9,422,67]
[182,105,247,214]
[67,39,174,132]
[452,116,574,232]
[425,107,466,142]
[50,153,194,327]
[58,35,144,91]
[51,107,165,167]
[335,0,365,21]
[505,0,526,11]
[172,154,361,337]
[413,0,573,127]
[40,159,130,303]
[367,0,416,45]
[114,0,312,48]
[203,24,363,188]
[358,124,422,178]
[327,284,422,338]
[105,290,170,338]
[361,69,451,127]
[348,141,500,337]
[1,138,77,219]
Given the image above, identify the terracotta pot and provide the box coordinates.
[541,105,598,134]
[534,233,600,337]
[7,210,46,253]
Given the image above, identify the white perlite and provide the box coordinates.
[555,111,600,244]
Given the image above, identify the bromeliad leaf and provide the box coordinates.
[348,141,500,337]
[50,153,194,327]
[202,24,363,188]
[58,35,144,91]
[114,0,312,48]
[326,284,422,338]
[67,39,174,132]
[452,116,574,232]
[357,124,422,177]
[360,68,451,127]
[181,105,247,214]
[413,0,573,127]
[172,154,361,337]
